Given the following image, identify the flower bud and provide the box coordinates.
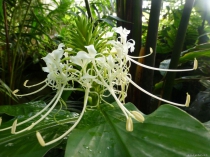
[12,89,19,95]
[185,93,190,107]
[131,111,144,123]
[11,119,17,134]
[24,80,29,87]
[193,58,198,70]
[36,131,46,147]
[126,117,133,132]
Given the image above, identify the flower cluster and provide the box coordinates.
[0,26,197,146]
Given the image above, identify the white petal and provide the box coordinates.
[76,51,90,59]
[42,67,49,73]
[85,45,97,58]
[52,49,64,60]
[58,43,65,50]
[66,48,73,51]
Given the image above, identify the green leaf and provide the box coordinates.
[179,49,210,63]
[0,0,3,20]
[0,101,78,157]
[204,120,210,132]
[65,102,210,157]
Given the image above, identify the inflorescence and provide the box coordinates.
[0,26,197,146]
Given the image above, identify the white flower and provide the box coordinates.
[112,26,130,44]
[101,31,114,38]
[0,26,198,147]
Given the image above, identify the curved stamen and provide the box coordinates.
[63,88,84,92]
[14,84,48,97]
[37,87,90,146]
[127,77,189,107]
[13,86,65,134]
[24,79,46,88]
[128,47,153,59]
[92,61,133,119]
[128,57,197,72]
[0,91,60,132]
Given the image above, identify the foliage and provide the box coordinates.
[64,16,113,53]
[0,101,78,157]
[157,2,205,54]
[0,0,73,104]
[1,101,210,157]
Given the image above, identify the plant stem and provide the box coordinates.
[3,1,10,79]
[161,0,195,104]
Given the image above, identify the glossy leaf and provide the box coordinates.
[179,49,210,63]
[65,102,210,157]
[0,101,78,157]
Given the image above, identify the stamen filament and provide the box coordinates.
[24,79,46,88]
[127,77,189,107]
[63,88,84,92]
[40,87,90,146]
[92,61,131,119]
[127,47,153,59]
[14,87,64,134]
[128,57,196,72]
[0,91,60,132]
[14,84,48,97]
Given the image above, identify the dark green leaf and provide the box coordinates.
[65,102,210,157]
[0,101,78,157]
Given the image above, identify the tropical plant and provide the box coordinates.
[0,0,73,105]
[2,16,210,157]
[0,1,210,157]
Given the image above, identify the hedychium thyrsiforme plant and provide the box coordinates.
[0,26,197,146]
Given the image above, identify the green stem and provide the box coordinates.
[10,0,32,93]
